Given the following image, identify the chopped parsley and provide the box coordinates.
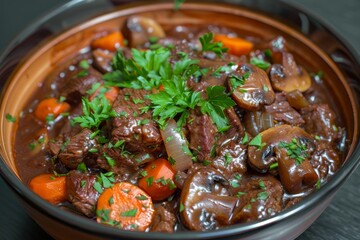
[79,60,90,69]
[258,180,266,190]
[77,162,87,173]
[121,208,137,217]
[249,134,266,149]
[146,176,154,186]
[278,138,308,165]
[230,179,240,188]
[174,0,186,10]
[250,57,271,70]
[316,179,321,189]
[236,191,246,197]
[257,191,269,201]
[212,62,236,77]
[140,170,148,177]
[108,196,114,205]
[199,32,228,58]
[136,195,148,201]
[179,203,185,212]
[242,132,249,144]
[45,114,55,125]
[168,156,176,166]
[94,172,116,193]
[224,153,233,167]
[5,113,16,122]
[103,153,116,168]
[269,162,278,170]
[80,180,87,188]
[229,72,250,90]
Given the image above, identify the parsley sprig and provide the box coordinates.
[103,48,171,90]
[71,96,117,129]
[199,32,228,58]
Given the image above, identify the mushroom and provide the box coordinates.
[228,64,275,111]
[121,16,166,48]
[270,52,311,92]
[277,147,319,194]
[92,49,114,73]
[285,89,310,110]
[247,125,315,173]
[247,125,318,193]
[180,168,239,231]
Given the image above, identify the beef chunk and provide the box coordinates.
[66,171,100,217]
[111,88,162,153]
[301,104,342,143]
[310,143,341,180]
[150,206,176,233]
[58,129,98,169]
[96,143,140,178]
[186,108,217,162]
[212,108,247,178]
[231,174,283,223]
[60,66,103,105]
[265,93,304,126]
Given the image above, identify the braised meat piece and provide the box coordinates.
[59,66,103,105]
[57,129,98,169]
[150,206,176,233]
[265,93,305,126]
[111,88,162,153]
[66,171,100,217]
[301,104,342,144]
[186,108,217,162]
[231,174,283,222]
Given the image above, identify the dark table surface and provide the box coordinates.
[0,0,359,239]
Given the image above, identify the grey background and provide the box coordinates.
[0,0,359,239]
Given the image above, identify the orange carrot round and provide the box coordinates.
[29,173,67,204]
[96,182,154,231]
[89,85,119,104]
[213,34,253,56]
[91,32,125,51]
[34,98,70,122]
[138,158,176,201]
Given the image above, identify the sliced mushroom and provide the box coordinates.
[277,147,318,194]
[270,52,311,92]
[243,111,274,136]
[228,64,275,111]
[247,125,314,173]
[122,16,165,48]
[248,125,318,193]
[285,89,310,110]
[180,168,239,231]
[92,49,113,73]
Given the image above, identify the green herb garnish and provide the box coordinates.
[250,57,271,70]
[278,138,308,165]
[199,32,228,58]
[121,208,137,217]
[249,134,266,149]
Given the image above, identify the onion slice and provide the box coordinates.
[160,119,193,171]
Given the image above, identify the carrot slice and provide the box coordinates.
[34,98,70,122]
[96,182,154,231]
[29,173,67,204]
[89,85,119,104]
[138,158,176,201]
[213,34,253,56]
[91,32,125,51]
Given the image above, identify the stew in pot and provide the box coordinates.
[12,12,346,232]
